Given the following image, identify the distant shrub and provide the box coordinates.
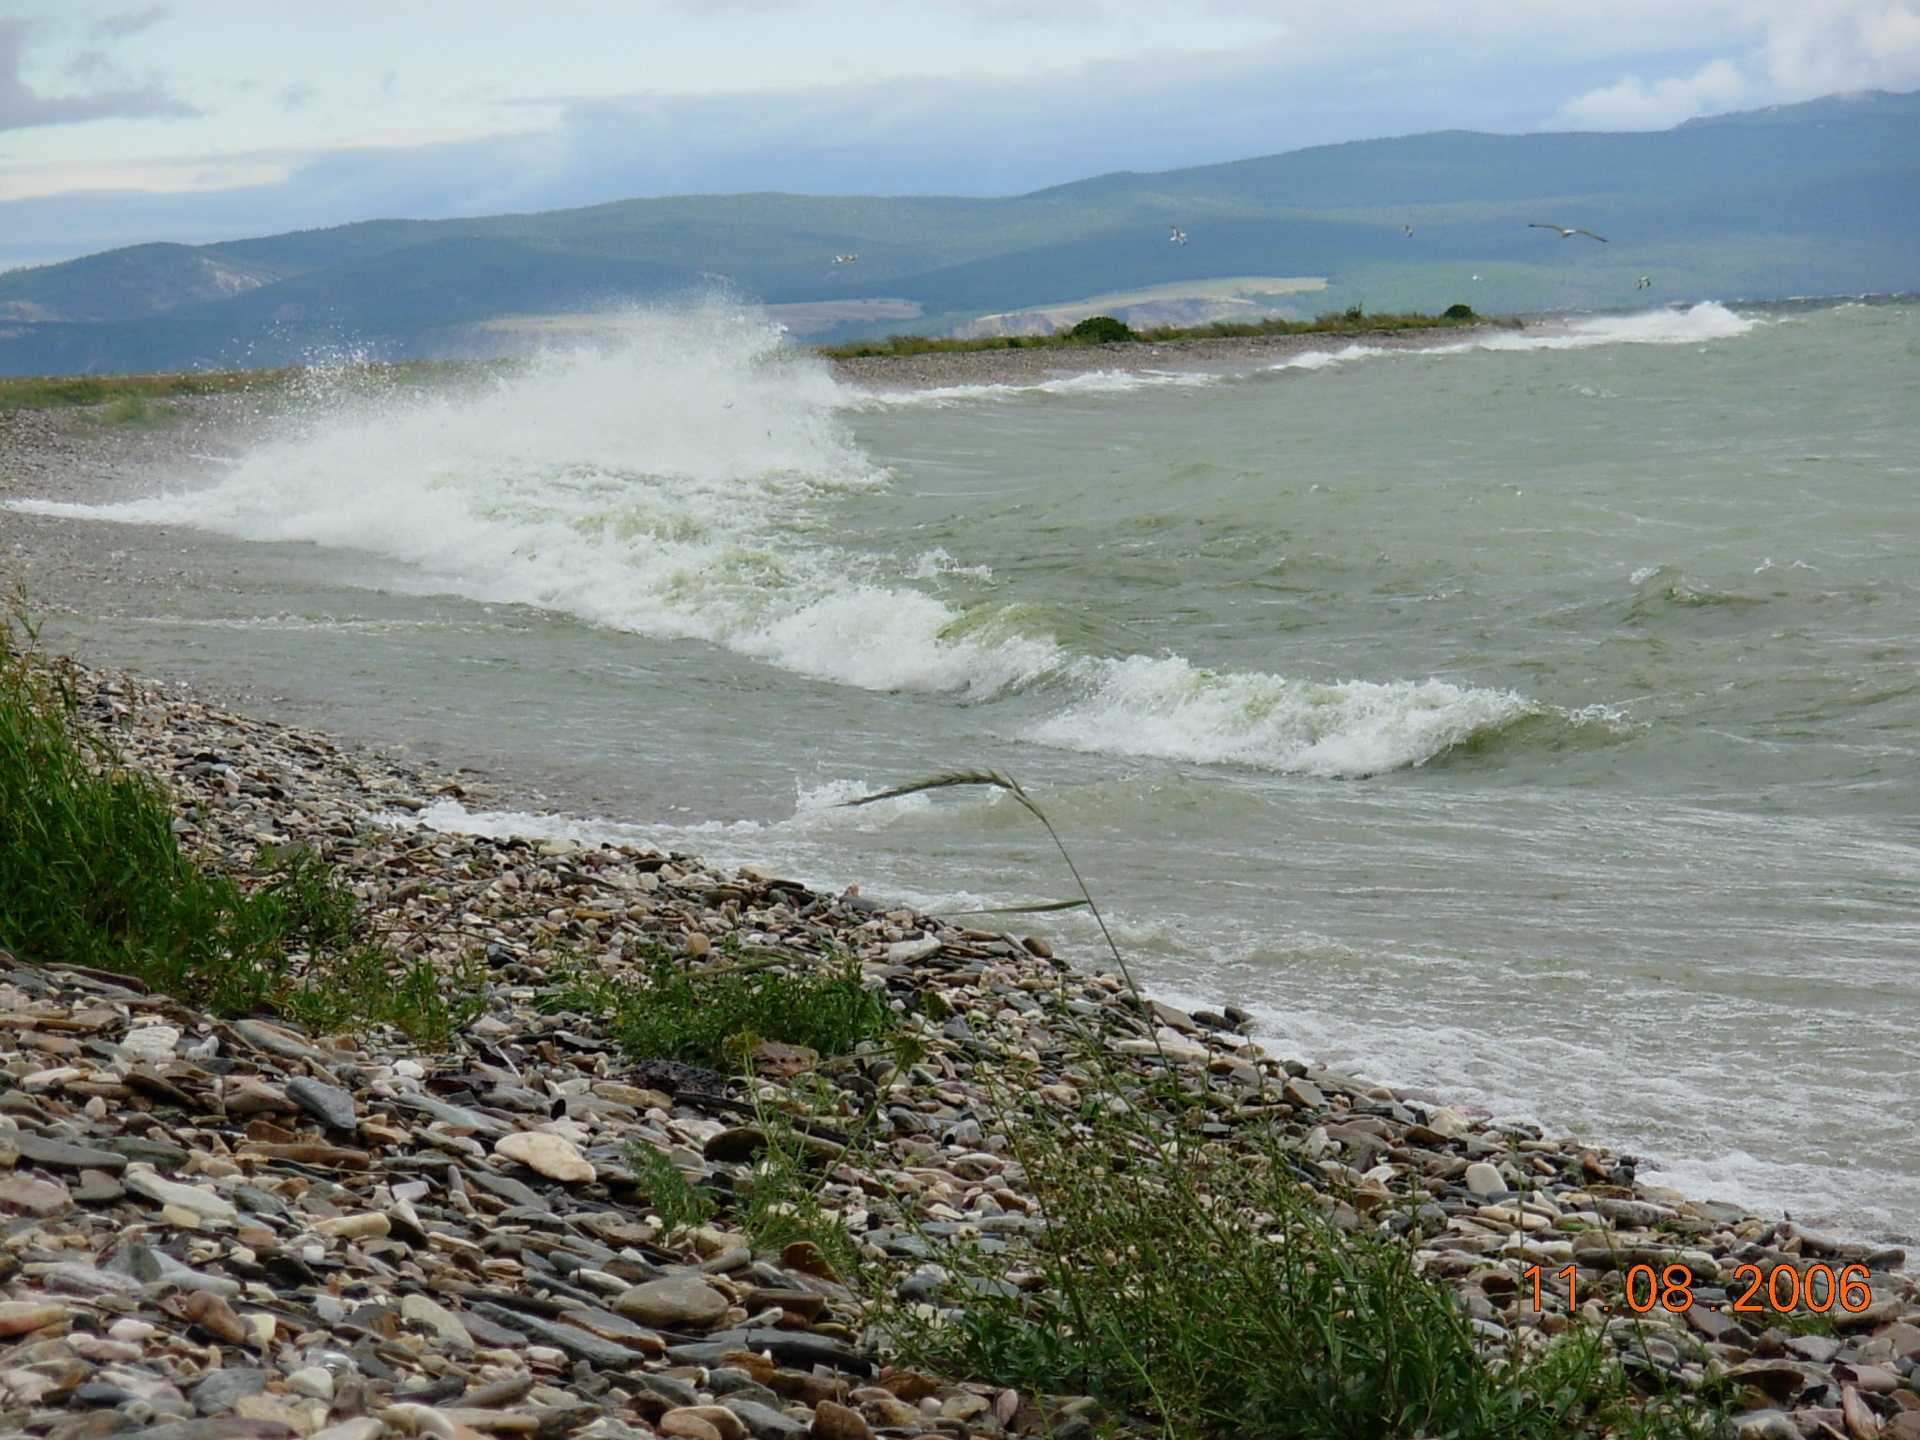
[1344,304,1365,321]
[1064,315,1136,344]
[1444,303,1477,320]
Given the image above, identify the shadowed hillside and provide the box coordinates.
[0,88,1914,374]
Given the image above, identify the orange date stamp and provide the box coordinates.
[1525,1261,1877,1316]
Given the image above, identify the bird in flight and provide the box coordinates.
[1636,275,1652,289]
[1403,224,1414,237]
[833,253,858,264]
[1170,226,1188,245]
[1529,223,1608,242]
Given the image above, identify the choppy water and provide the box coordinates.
[15,298,1920,1245]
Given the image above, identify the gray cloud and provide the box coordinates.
[1,19,1897,270]
[0,17,195,131]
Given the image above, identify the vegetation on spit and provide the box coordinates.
[818,305,1506,358]
[0,607,478,1044]
[0,358,506,417]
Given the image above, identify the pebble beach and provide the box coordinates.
[6,346,1920,1440]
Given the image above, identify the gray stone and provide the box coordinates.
[630,1373,702,1409]
[720,1399,809,1440]
[286,1077,358,1132]
[228,1019,325,1064]
[14,1133,129,1171]
[468,1302,643,1367]
[192,1368,270,1415]
[613,1275,730,1331]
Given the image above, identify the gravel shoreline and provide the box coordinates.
[7,366,1920,1440]
[3,660,1918,1440]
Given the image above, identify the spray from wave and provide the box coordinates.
[10,304,1537,778]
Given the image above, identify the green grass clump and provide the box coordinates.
[557,947,894,1069]
[900,1112,1719,1440]
[847,772,1720,1440]
[1064,314,1136,344]
[0,614,475,1043]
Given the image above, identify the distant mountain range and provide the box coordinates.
[1,89,1915,376]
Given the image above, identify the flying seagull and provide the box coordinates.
[1403,224,1414,237]
[1636,275,1652,289]
[833,253,858,264]
[1169,226,1188,245]
[1529,223,1608,243]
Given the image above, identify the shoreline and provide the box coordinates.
[3,651,1918,1440]
[7,355,1920,1436]
[824,323,1496,391]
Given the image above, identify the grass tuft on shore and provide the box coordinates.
[0,609,474,1043]
[553,946,894,1069]
[852,772,1725,1440]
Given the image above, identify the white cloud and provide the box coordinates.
[1559,58,1754,130]
[1559,0,1920,129]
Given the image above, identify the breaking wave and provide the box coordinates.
[10,305,1537,778]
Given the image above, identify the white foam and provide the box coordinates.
[1466,301,1757,352]
[846,367,1217,409]
[12,303,1537,777]
[1030,656,1534,778]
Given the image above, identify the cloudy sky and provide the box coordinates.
[2,0,1917,270]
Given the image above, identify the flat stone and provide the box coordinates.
[40,1260,146,1297]
[0,1173,73,1218]
[73,1168,127,1204]
[311,1212,390,1240]
[14,1133,128,1171]
[1463,1162,1506,1196]
[0,1300,69,1337]
[399,1292,475,1354]
[1282,1076,1324,1109]
[310,1422,385,1440]
[192,1368,270,1415]
[556,1306,667,1354]
[123,1167,238,1224]
[118,1024,182,1063]
[720,1399,809,1440]
[469,1302,643,1367]
[615,1275,731,1331]
[228,1019,325,1064]
[287,1077,358,1131]
[808,1400,874,1440]
[673,1408,748,1440]
[138,1421,299,1440]
[103,1133,191,1168]
[232,1393,327,1435]
[659,1415,723,1440]
[494,1130,595,1183]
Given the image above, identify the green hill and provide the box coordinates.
[0,88,1914,375]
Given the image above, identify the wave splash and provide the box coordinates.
[12,304,1532,778]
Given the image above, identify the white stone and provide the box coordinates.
[123,1167,238,1224]
[1463,1162,1507,1196]
[494,1131,595,1184]
[287,1367,336,1401]
[118,1025,182,1063]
